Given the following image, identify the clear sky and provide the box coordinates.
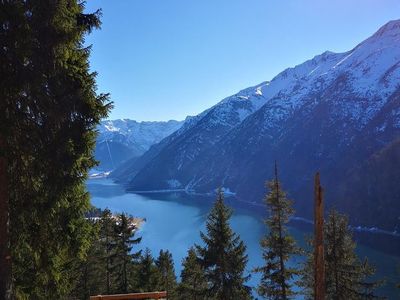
[84,0,400,121]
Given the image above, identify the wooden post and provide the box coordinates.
[0,136,11,299]
[314,172,325,300]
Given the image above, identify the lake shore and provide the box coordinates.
[87,178,400,299]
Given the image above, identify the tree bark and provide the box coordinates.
[314,172,325,300]
[0,136,11,299]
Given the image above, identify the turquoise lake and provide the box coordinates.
[87,178,400,299]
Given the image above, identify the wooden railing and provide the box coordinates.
[90,291,167,300]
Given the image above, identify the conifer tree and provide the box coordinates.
[1,1,111,298]
[111,213,142,294]
[72,211,144,297]
[299,209,383,299]
[99,209,116,294]
[156,250,177,299]
[358,258,385,300]
[254,164,299,299]
[71,220,105,299]
[298,236,316,300]
[196,189,251,300]
[135,248,160,293]
[178,247,207,300]
[324,210,382,299]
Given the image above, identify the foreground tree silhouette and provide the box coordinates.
[99,209,116,294]
[135,248,160,293]
[111,213,142,294]
[196,189,251,300]
[254,164,299,299]
[178,247,207,300]
[155,250,177,299]
[71,210,143,297]
[0,1,110,298]
[300,209,383,299]
[71,219,104,299]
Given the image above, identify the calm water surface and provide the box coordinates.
[87,178,400,299]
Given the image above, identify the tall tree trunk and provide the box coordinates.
[314,172,325,300]
[274,161,287,299]
[0,136,11,299]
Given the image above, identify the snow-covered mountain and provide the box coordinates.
[113,20,400,230]
[95,119,183,170]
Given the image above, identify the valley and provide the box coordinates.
[105,20,400,234]
[87,178,400,299]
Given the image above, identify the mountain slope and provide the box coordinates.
[95,119,183,170]
[113,20,400,230]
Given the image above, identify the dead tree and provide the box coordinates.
[314,172,325,300]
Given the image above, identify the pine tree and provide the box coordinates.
[358,258,385,300]
[254,164,299,299]
[71,210,143,297]
[299,209,383,299]
[71,220,105,299]
[99,209,117,294]
[156,250,177,299]
[196,189,251,300]
[111,213,142,294]
[325,210,382,299]
[297,236,316,300]
[178,247,207,300]
[1,1,111,298]
[135,248,160,293]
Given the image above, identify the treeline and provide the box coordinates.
[70,210,177,298]
[71,168,395,299]
[71,193,250,300]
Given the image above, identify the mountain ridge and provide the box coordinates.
[95,119,183,170]
[112,20,400,231]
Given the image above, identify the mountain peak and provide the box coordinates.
[112,20,400,232]
[372,19,400,39]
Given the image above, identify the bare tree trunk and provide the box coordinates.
[0,136,12,299]
[314,172,325,300]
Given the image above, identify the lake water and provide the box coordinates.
[87,178,400,299]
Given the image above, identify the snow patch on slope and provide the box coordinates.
[98,119,184,151]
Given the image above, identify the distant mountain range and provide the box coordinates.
[110,20,400,231]
[95,119,183,170]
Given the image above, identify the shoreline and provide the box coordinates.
[88,177,400,240]
[131,188,400,239]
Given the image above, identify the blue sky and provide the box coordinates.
[84,0,400,121]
